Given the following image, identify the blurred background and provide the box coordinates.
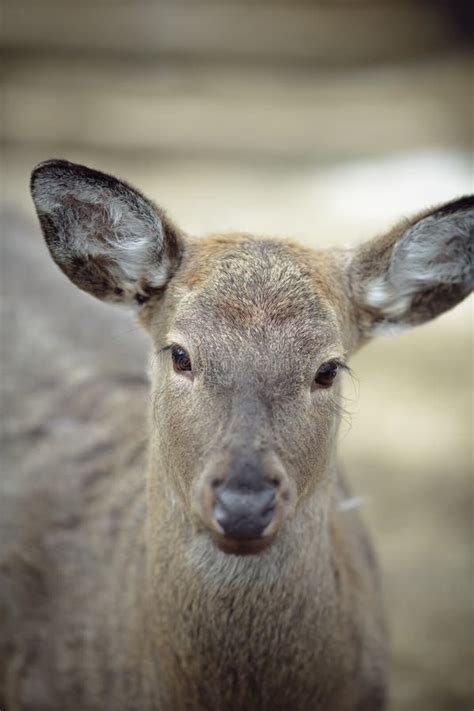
[1,1,473,709]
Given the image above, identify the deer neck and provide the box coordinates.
[141,458,342,709]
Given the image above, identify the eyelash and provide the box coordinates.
[331,358,349,373]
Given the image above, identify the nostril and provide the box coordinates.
[258,486,275,508]
[261,501,276,517]
[211,478,223,489]
[268,477,281,488]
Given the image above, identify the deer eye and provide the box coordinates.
[314,360,340,389]
[171,345,192,373]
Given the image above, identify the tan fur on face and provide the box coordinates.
[144,234,353,521]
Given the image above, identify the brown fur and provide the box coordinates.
[1,161,471,711]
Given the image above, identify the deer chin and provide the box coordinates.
[211,531,276,556]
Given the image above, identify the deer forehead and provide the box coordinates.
[160,235,346,356]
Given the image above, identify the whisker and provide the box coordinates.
[109,325,144,340]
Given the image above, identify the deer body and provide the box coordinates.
[1,160,472,711]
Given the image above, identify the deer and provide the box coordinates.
[0,158,472,711]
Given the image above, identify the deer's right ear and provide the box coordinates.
[30,159,185,306]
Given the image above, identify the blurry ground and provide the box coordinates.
[1,1,473,708]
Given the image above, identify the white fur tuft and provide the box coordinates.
[335,496,366,512]
[32,165,171,302]
[364,209,473,327]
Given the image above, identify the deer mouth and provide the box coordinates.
[211,531,276,556]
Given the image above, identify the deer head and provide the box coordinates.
[31,160,473,555]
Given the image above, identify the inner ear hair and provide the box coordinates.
[351,195,473,335]
[30,159,184,306]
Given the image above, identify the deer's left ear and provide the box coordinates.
[348,196,473,336]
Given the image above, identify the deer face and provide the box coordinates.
[31,160,473,555]
[145,237,352,553]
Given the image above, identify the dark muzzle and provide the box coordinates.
[213,481,276,540]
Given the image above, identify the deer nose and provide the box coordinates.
[213,483,276,540]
